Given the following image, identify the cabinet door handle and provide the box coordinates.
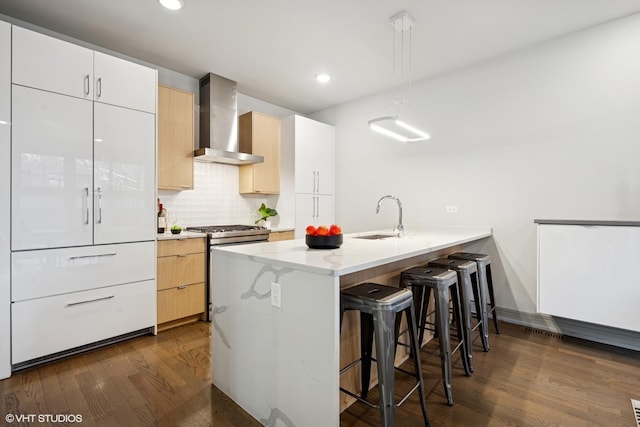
[84,74,90,96]
[312,196,317,218]
[96,187,103,224]
[83,187,90,225]
[68,252,117,260]
[316,171,320,193]
[96,77,102,98]
[176,254,187,257]
[177,285,187,290]
[66,295,114,307]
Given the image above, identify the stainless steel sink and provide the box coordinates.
[353,234,398,240]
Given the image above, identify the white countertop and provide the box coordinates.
[157,230,207,240]
[212,225,492,276]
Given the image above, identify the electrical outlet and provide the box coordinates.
[271,282,281,308]
[446,205,458,213]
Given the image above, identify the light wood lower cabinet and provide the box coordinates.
[268,230,295,242]
[157,238,206,331]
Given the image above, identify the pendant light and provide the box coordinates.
[369,11,430,143]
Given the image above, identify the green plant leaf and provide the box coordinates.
[256,203,278,223]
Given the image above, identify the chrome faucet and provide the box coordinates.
[376,195,403,236]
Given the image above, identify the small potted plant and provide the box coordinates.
[255,203,277,229]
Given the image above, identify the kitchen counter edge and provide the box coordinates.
[157,231,208,240]
[534,219,640,227]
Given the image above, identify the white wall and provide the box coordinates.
[311,13,640,315]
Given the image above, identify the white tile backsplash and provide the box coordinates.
[158,161,281,228]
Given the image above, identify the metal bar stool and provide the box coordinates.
[448,252,500,334]
[340,282,431,427]
[428,258,489,371]
[399,266,471,406]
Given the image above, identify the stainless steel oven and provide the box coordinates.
[185,225,270,320]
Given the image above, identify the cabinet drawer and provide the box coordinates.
[157,252,205,290]
[12,242,155,302]
[12,280,155,364]
[157,282,205,324]
[157,238,205,257]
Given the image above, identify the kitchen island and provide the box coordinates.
[210,226,491,427]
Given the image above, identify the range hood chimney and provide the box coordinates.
[194,73,264,165]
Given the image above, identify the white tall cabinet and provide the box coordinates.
[0,19,11,380]
[282,115,335,238]
[9,25,157,368]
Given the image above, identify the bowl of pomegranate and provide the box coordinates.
[305,224,343,249]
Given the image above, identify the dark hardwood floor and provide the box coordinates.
[1,321,638,426]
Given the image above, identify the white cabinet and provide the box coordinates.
[12,242,155,302]
[295,194,334,231]
[282,115,336,238]
[293,115,334,195]
[94,52,156,113]
[11,27,157,251]
[537,223,640,333]
[9,24,157,369]
[0,19,11,380]
[12,25,94,100]
[11,27,156,113]
[11,85,94,250]
[12,280,155,364]
[93,103,156,244]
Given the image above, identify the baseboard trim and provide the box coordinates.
[496,308,640,352]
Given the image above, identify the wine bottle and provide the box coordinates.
[158,203,166,234]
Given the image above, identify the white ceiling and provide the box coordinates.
[1,0,640,114]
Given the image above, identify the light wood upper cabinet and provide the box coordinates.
[238,111,281,194]
[158,85,194,190]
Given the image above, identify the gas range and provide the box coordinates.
[185,224,270,246]
[186,224,270,322]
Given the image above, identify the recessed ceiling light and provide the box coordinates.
[158,0,184,11]
[316,73,331,83]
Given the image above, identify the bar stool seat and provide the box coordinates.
[340,282,430,427]
[400,266,471,406]
[428,258,489,370]
[448,252,500,334]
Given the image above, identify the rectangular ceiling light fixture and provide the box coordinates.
[369,11,430,143]
[369,116,430,143]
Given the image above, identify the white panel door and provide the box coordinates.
[294,116,335,195]
[0,19,11,380]
[94,52,156,114]
[295,194,334,238]
[11,85,94,250]
[93,103,155,244]
[12,25,93,100]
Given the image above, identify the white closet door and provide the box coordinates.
[93,103,156,244]
[11,85,94,250]
[12,25,93,100]
[94,52,156,113]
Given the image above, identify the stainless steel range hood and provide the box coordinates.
[194,73,264,165]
